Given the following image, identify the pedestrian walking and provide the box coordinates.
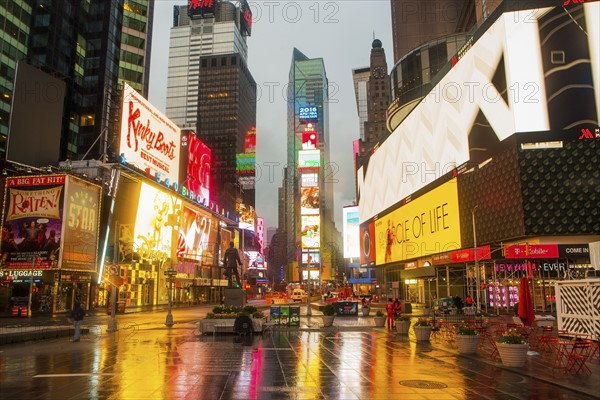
[69,301,85,342]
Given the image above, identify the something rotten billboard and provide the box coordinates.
[1,175,65,269]
[120,83,181,186]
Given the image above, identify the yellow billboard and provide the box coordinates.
[375,179,461,264]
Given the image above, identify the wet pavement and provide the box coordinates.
[0,307,599,399]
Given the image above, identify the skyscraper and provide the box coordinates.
[2,0,154,162]
[281,48,339,284]
[166,2,255,213]
[166,2,249,131]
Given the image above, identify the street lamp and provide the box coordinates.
[164,264,176,327]
[472,205,482,313]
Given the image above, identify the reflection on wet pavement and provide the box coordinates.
[0,324,596,399]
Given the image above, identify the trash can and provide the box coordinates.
[403,302,412,314]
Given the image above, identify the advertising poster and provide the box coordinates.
[289,306,300,326]
[298,150,320,170]
[1,175,65,269]
[301,215,320,249]
[301,172,318,187]
[300,187,319,215]
[180,132,211,205]
[177,206,215,262]
[301,130,317,150]
[61,176,101,271]
[237,203,255,231]
[375,179,461,264]
[119,83,181,185]
[279,305,290,326]
[133,182,181,260]
[270,305,280,325]
[343,206,360,258]
[359,220,376,266]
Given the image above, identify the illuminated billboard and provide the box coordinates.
[359,220,376,266]
[236,153,256,174]
[301,215,320,249]
[237,203,255,231]
[300,187,319,215]
[244,127,256,153]
[302,130,318,150]
[343,206,360,258]
[239,0,252,36]
[299,106,318,123]
[180,132,211,205]
[177,205,216,262]
[133,183,181,259]
[61,176,101,271]
[1,175,65,269]
[301,251,320,265]
[298,150,320,170]
[119,83,181,186]
[301,173,318,187]
[358,3,600,222]
[374,179,461,264]
[188,0,216,17]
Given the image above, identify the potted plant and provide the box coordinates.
[456,325,480,354]
[413,319,432,341]
[321,304,335,327]
[251,311,265,332]
[373,310,386,327]
[394,315,411,334]
[496,328,529,367]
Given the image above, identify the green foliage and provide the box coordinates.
[395,315,410,321]
[497,328,527,344]
[322,304,335,316]
[375,310,384,317]
[243,305,257,314]
[252,311,264,319]
[457,325,478,335]
[414,319,431,327]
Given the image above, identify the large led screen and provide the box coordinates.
[119,83,181,186]
[301,251,320,265]
[343,206,360,258]
[1,175,65,269]
[133,183,181,259]
[237,203,255,231]
[180,133,211,205]
[374,179,461,264]
[300,187,319,215]
[301,215,320,249]
[298,150,320,170]
[357,3,600,223]
[301,173,318,187]
[302,130,318,150]
[177,205,216,262]
[61,176,101,271]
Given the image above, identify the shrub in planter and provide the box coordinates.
[373,310,386,327]
[375,310,384,317]
[413,319,432,341]
[496,328,529,367]
[322,304,335,316]
[243,306,258,314]
[456,325,480,354]
[394,315,411,334]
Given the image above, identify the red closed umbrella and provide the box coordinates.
[518,276,535,326]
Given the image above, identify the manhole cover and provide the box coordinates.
[399,380,448,389]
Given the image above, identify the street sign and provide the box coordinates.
[109,265,119,275]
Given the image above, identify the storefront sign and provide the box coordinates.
[432,252,452,265]
[451,245,492,263]
[558,244,589,258]
[504,244,559,259]
[375,178,461,264]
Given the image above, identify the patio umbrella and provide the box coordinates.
[518,276,535,326]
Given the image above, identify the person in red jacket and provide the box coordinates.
[386,298,395,329]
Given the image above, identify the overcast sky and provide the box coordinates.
[148,0,393,231]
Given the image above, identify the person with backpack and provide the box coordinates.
[70,301,85,342]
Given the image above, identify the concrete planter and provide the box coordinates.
[497,343,529,367]
[413,325,432,341]
[362,307,371,317]
[373,316,386,327]
[322,315,335,327]
[456,334,480,354]
[252,319,264,333]
[395,320,411,335]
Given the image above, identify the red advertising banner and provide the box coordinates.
[1,175,66,269]
[504,244,559,259]
[302,131,318,150]
[183,133,211,204]
[451,245,492,263]
[60,176,101,271]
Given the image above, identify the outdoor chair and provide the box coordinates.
[563,340,593,375]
